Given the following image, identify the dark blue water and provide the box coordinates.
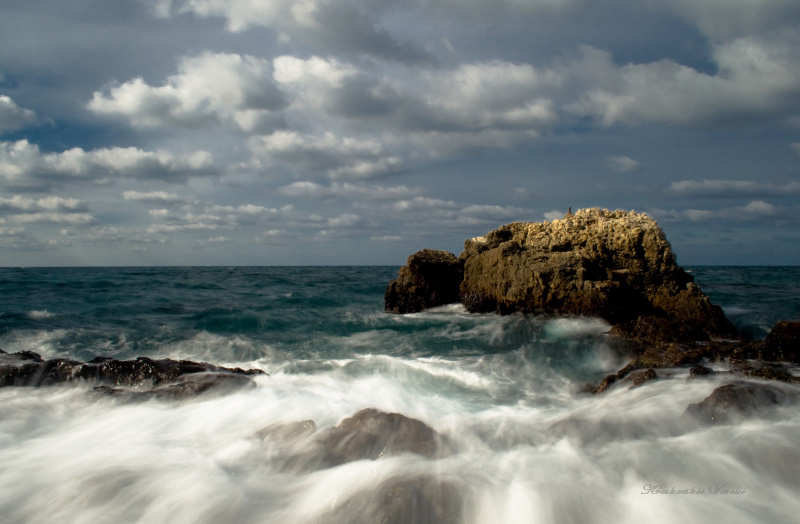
[1,266,797,363]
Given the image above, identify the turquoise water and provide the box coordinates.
[0,266,798,523]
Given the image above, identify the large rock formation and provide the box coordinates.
[386,208,736,342]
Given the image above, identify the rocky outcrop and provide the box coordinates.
[316,408,447,465]
[255,408,451,473]
[387,208,736,342]
[761,321,800,362]
[385,249,463,314]
[682,382,797,425]
[0,348,264,398]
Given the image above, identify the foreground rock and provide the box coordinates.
[316,408,447,464]
[683,382,798,425]
[325,475,466,524]
[387,208,736,342]
[0,348,264,398]
[257,408,451,472]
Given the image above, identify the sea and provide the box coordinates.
[1,266,799,523]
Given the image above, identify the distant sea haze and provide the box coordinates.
[1,266,799,523]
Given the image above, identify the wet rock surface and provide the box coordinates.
[385,249,464,314]
[325,475,466,524]
[683,382,797,425]
[256,408,450,473]
[316,408,447,464]
[0,348,264,398]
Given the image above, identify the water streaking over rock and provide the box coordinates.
[0,266,799,523]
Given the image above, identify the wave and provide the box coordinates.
[26,310,55,320]
[1,360,798,523]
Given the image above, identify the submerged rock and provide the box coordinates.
[0,348,264,398]
[257,409,451,473]
[386,209,736,342]
[325,475,466,524]
[316,408,447,465]
[683,382,797,424]
[385,249,463,314]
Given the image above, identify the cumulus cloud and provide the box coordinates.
[146,202,294,234]
[280,181,420,200]
[383,196,532,229]
[543,209,566,221]
[670,179,800,197]
[153,0,433,63]
[9,212,95,225]
[0,195,88,213]
[565,37,800,127]
[249,131,402,179]
[649,200,780,223]
[607,156,639,172]
[658,0,800,40]
[0,140,217,190]
[0,96,38,133]
[122,190,192,204]
[89,52,287,133]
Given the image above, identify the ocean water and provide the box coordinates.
[0,266,799,523]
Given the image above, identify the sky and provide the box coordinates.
[1,0,799,266]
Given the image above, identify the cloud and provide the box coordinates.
[153,0,433,64]
[543,209,566,221]
[122,190,192,204]
[565,37,800,127]
[670,179,800,197]
[792,143,800,155]
[383,196,533,229]
[280,181,420,200]
[89,52,287,133]
[0,195,88,213]
[607,156,639,172]
[146,202,294,234]
[0,140,217,190]
[326,213,362,228]
[249,131,402,179]
[649,200,781,223]
[0,96,38,133]
[658,0,800,40]
[8,212,95,225]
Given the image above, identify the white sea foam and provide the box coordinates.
[0,329,70,358]
[543,317,612,338]
[2,353,797,523]
[26,310,55,320]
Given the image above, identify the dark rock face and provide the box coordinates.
[0,349,264,398]
[762,321,800,363]
[683,382,795,424]
[385,249,464,314]
[316,408,446,465]
[93,372,257,401]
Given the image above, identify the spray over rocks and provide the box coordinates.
[386,208,800,410]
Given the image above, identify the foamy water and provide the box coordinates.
[2,350,799,523]
[1,266,799,523]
